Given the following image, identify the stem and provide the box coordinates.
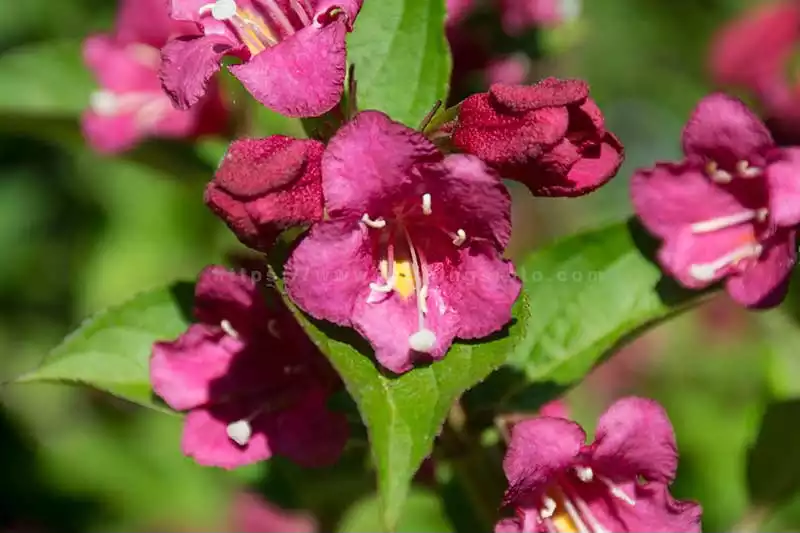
[438,402,506,531]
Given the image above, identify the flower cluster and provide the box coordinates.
[82,0,228,153]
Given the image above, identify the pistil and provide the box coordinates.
[690,208,767,234]
[405,230,436,353]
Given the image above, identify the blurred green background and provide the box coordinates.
[2,0,800,531]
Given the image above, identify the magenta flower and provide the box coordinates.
[150,266,348,469]
[452,78,624,197]
[205,136,325,252]
[631,94,800,308]
[497,397,702,533]
[82,0,227,154]
[284,111,521,374]
[161,0,363,117]
[498,0,581,35]
[230,492,317,533]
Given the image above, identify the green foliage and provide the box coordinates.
[348,0,451,127]
[337,488,453,532]
[747,400,800,508]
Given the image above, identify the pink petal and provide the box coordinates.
[284,221,373,325]
[438,244,521,340]
[181,403,273,469]
[494,518,522,533]
[591,397,678,484]
[194,266,269,338]
[230,20,346,118]
[160,34,236,110]
[502,417,585,505]
[490,78,589,112]
[84,35,160,92]
[630,163,747,240]
[658,223,757,289]
[313,0,364,28]
[206,185,281,252]
[322,111,441,218]
[266,389,348,467]
[767,147,800,227]
[81,111,142,154]
[230,492,317,533]
[429,154,512,247]
[115,0,177,47]
[682,93,774,168]
[150,324,243,411]
[446,0,475,25]
[726,229,796,308]
[170,0,215,22]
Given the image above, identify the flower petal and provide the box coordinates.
[116,0,180,47]
[427,154,512,247]
[181,402,273,469]
[494,518,522,533]
[313,0,364,29]
[266,389,348,467]
[84,35,160,92]
[284,221,373,325]
[591,397,678,483]
[502,417,585,506]
[231,492,317,533]
[194,266,269,338]
[490,78,589,112]
[439,244,521,340]
[205,185,281,252]
[767,147,800,227]
[160,34,236,110]
[322,111,441,218]
[682,93,774,168]
[630,163,747,239]
[81,111,142,154]
[726,229,796,308]
[230,20,346,118]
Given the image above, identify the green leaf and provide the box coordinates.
[759,311,800,400]
[283,289,528,530]
[747,400,800,508]
[348,0,451,127]
[506,219,706,394]
[0,40,93,118]
[18,283,194,411]
[337,489,454,532]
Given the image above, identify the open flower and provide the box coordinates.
[151,266,347,469]
[161,0,363,117]
[497,397,702,533]
[631,94,800,308]
[284,111,521,374]
[452,78,623,197]
[82,0,227,153]
[205,136,325,252]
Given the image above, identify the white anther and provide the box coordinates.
[418,285,429,314]
[422,193,432,215]
[267,319,281,339]
[736,160,762,178]
[361,214,387,229]
[711,169,733,184]
[452,229,467,246]
[689,243,763,281]
[575,465,594,483]
[409,329,437,353]
[90,90,120,116]
[200,0,238,20]
[690,209,760,234]
[757,207,769,222]
[369,279,395,293]
[598,476,636,506]
[540,496,557,519]
[226,419,252,446]
[220,319,240,338]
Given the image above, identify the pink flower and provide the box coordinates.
[498,0,581,35]
[452,78,624,197]
[447,0,475,26]
[284,111,521,374]
[230,492,317,532]
[161,0,363,117]
[150,266,348,469]
[631,94,800,308]
[205,136,325,252]
[485,55,532,86]
[497,397,702,533]
[82,0,228,154]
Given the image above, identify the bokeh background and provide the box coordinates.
[2,0,799,531]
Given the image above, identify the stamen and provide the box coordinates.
[570,490,611,533]
[267,319,281,339]
[409,329,437,352]
[226,419,252,446]
[199,0,238,20]
[689,243,763,281]
[540,496,557,519]
[560,493,591,533]
[452,229,467,246]
[418,286,429,314]
[690,209,761,234]
[220,319,240,338]
[598,476,636,506]
[289,0,312,25]
[575,466,594,483]
[361,214,387,229]
[736,160,762,178]
[405,231,436,352]
[369,245,396,295]
[90,91,120,116]
[261,0,297,35]
[422,193,432,215]
[706,161,733,184]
